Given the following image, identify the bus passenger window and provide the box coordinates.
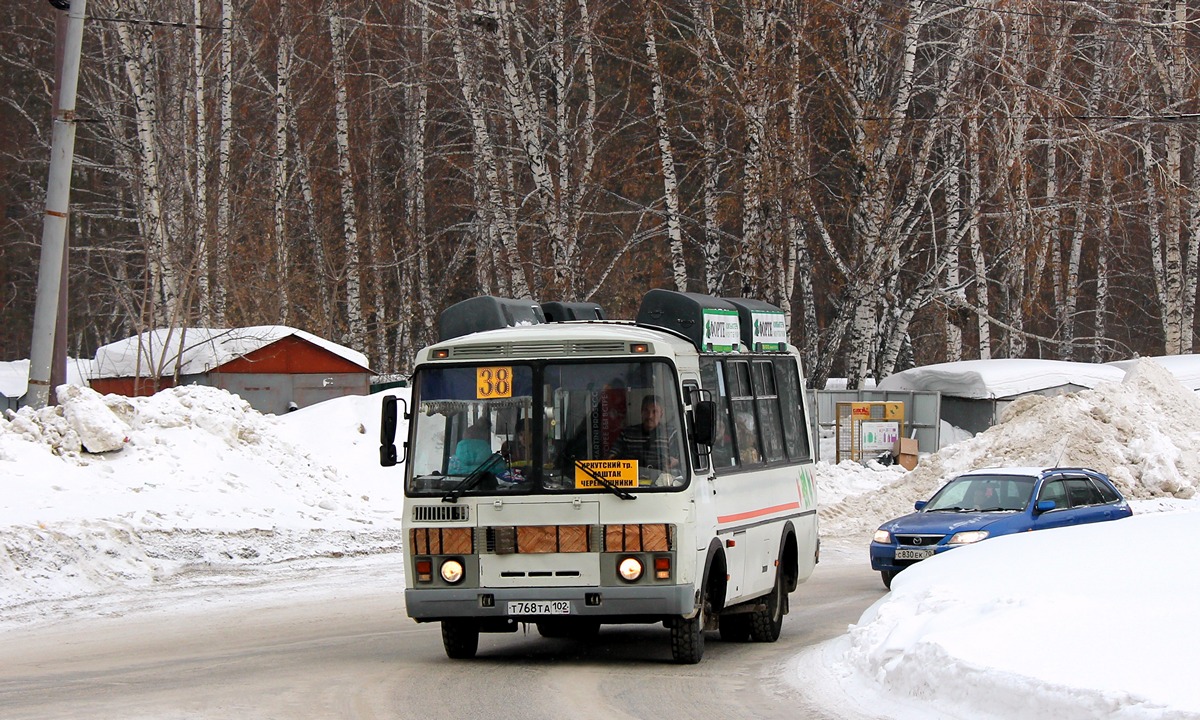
[730,361,763,466]
[753,362,785,463]
[773,357,811,461]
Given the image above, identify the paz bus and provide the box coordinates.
[379,289,819,663]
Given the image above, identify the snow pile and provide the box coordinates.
[0,384,404,620]
[820,359,1200,542]
[833,510,1200,719]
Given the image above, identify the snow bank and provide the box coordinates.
[840,510,1200,719]
[0,384,404,620]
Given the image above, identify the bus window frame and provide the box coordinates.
[406,357,693,497]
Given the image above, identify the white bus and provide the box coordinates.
[380,289,820,663]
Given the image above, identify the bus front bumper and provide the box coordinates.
[405,584,696,622]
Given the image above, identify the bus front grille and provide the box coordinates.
[412,505,469,522]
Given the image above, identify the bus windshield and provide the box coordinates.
[407,360,688,496]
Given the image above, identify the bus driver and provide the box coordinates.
[608,395,681,483]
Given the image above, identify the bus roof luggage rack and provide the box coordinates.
[540,301,606,322]
[438,296,546,341]
[635,289,742,353]
[722,297,789,351]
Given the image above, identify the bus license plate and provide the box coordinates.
[895,548,935,561]
[507,600,571,615]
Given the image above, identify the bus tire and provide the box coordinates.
[749,571,785,642]
[441,619,480,659]
[670,587,709,664]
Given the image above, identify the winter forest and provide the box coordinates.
[2,0,1198,387]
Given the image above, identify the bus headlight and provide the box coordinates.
[440,559,465,584]
[618,556,643,582]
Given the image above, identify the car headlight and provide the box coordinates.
[947,530,989,545]
[618,556,644,582]
[873,530,892,544]
[440,559,465,584]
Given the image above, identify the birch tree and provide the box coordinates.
[273,0,293,325]
[213,0,232,324]
[327,2,364,346]
[643,4,687,292]
[114,3,180,328]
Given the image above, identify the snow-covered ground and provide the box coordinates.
[2,359,1198,719]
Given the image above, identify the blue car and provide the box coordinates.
[870,466,1132,589]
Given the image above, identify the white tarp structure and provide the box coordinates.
[877,358,1128,399]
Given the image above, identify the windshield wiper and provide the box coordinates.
[442,452,506,503]
[573,461,636,501]
[927,506,972,513]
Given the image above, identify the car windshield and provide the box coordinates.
[407,360,688,497]
[924,474,1036,512]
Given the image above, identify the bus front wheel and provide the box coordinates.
[670,589,709,664]
[441,619,480,659]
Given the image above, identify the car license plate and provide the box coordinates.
[507,600,571,615]
[896,547,935,561]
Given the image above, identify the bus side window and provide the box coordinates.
[753,361,786,463]
[773,356,811,461]
[700,358,737,470]
[685,382,710,473]
[729,361,763,466]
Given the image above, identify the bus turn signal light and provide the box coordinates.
[415,559,433,583]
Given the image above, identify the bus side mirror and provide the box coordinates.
[691,400,716,446]
[380,394,408,467]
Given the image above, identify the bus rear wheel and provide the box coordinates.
[749,572,785,642]
[441,619,480,659]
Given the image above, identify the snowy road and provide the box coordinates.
[0,553,882,720]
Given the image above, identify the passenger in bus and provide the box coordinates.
[448,420,493,474]
[608,395,681,482]
[501,418,531,466]
[735,412,761,464]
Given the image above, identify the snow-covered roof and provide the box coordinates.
[876,358,1127,399]
[91,326,370,379]
[1108,354,1200,390]
[0,358,95,398]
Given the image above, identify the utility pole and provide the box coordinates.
[23,0,87,410]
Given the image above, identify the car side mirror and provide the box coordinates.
[691,400,716,446]
[914,500,927,511]
[1035,499,1057,514]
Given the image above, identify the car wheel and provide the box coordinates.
[749,571,785,642]
[881,570,896,590]
[441,619,480,659]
